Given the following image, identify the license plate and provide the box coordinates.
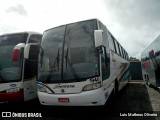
[58,98,70,103]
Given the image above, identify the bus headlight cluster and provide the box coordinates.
[83,82,101,91]
[6,88,21,93]
[37,85,47,93]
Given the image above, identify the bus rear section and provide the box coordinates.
[36,19,130,106]
[0,32,42,103]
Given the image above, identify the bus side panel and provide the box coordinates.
[23,78,37,101]
[0,82,24,102]
[110,51,129,91]
[142,59,158,87]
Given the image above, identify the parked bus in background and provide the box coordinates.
[0,32,42,103]
[141,34,160,91]
[25,19,130,106]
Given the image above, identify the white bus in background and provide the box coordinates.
[141,34,160,91]
[25,19,130,106]
[0,32,42,103]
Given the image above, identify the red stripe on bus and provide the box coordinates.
[0,89,24,102]
[143,61,149,69]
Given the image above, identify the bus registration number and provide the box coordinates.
[58,98,70,103]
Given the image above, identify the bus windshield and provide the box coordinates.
[38,20,99,83]
[0,33,28,83]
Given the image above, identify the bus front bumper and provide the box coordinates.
[38,88,106,106]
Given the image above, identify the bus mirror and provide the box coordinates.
[24,43,39,60]
[13,43,25,61]
[94,30,103,48]
[24,44,30,59]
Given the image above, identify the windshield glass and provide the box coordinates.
[0,33,28,83]
[38,19,99,83]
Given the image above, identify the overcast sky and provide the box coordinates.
[1,0,160,59]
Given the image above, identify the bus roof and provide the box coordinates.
[44,18,99,33]
[0,31,42,36]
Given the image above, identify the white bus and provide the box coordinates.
[141,34,160,91]
[29,19,130,106]
[0,32,42,103]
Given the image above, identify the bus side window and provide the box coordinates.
[101,47,110,80]
[121,47,125,59]
[118,44,122,57]
[109,34,116,52]
[115,40,120,55]
[124,51,127,60]
[111,35,117,53]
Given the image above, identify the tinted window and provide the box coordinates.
[119,44,123,57]
[124,51,127,60]
[39,20,99,83]
[122,48,125,58]
[1,33,27,46]
[111,35,117,53]
[118,43,122,57]
[0,33,28,82]
[115,40,120,55]
[101,47,110,80]
[109,34,115,52]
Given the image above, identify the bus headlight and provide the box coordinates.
[37,85,47,93]
[83,82,101,91]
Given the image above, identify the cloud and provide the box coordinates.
[102,0,160,59]
[0,25,19,34]
[103,0,160,26]
[1,0,160,60]
[6,4,27,16]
